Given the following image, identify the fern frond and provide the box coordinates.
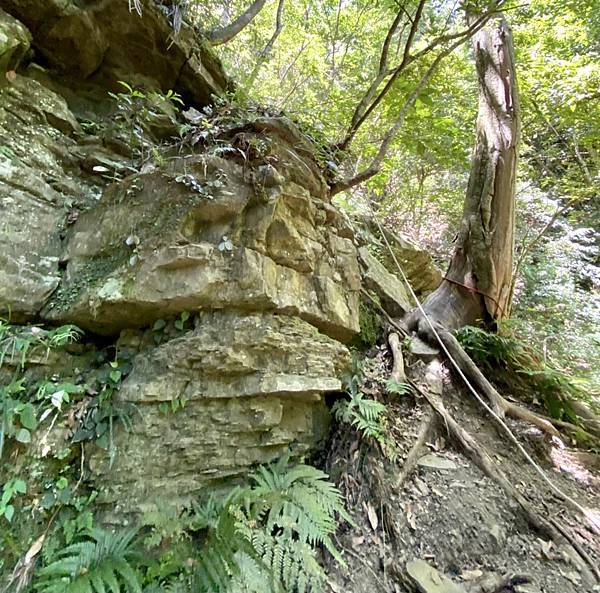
[188,457,348,593]
[35,528,141,593]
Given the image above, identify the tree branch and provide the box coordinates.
[339,0,426,150]
[344,7,408,136]
[330,30,474,196]
[207,0,268,46]
[261,0,285,57]
[339,1,505,152]
[243,0,286,93]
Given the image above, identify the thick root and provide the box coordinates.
[388,332,407,384]
[414,374,599,584]
[464,572,530,593]
[418,386,559,541]
[424,326,560,437]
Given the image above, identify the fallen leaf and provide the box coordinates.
[364,501,379,532]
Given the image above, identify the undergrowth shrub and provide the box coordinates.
[333,358,407,458]
[34,527,141,593]
[455,325,588,423]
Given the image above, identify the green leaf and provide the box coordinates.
[3,504,14,522]
[153,319,166,331]
[95,434,109,450]
[18,403,37,430]
[109,370,121,383]
[13,479,26,494]
[15,428,31,443]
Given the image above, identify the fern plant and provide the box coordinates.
[333,365,391,448]
[34,527,142,593]
[188,457,349,593]
[455,325,585,422]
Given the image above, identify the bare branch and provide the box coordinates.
[340,0,425,150]
[244,0,286,92]
[261,0,285,57]
[207,0,268,46]
[344,7,408,136]
[379,6,406,74]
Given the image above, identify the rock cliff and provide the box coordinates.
[0,1,441,512]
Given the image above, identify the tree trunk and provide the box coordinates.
[410,15,520,332]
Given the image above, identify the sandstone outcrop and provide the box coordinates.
[0,1,440,511]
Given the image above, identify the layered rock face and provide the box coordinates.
[0,2,441,512]
[42,126,361,342]
[92,312,349,511]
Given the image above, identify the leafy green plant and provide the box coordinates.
[333,364,393,455]
[187,456,348,593]
[0,477,26,522]
[72,357,136,464]
[455,325,586,422]
[158,397,187,415]
[0,321,82,370]
[0,322,83,457]
[35,527,142,593]
[355,299,382,349]
[151,312,193,345]
[385,379,412,397]
[109,81,184,162]
[0,379,36,449]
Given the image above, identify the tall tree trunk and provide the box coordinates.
[411,15,520,332]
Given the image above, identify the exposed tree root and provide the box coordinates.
[394,410,435,490]
[387,332,407,384]
[413,376,599,585]
[464,572,530,593]
[549,516,600,583]
[422,326,560,437]
[418,385,559,541]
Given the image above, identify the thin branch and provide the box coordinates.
[506,203,567,314]
[261,0,285,57]
[340,0,426,149]
[345,7,408,135]
[379,6,406,74]
[243,0,286,93]
[331,38,460,196]
[207,0,268,46]
[339,1,505,151]
[529,98,594,184]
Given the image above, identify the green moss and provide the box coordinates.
[49,249,129,313]
[352,298,382,350]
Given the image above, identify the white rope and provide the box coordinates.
[372,216,595,527]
